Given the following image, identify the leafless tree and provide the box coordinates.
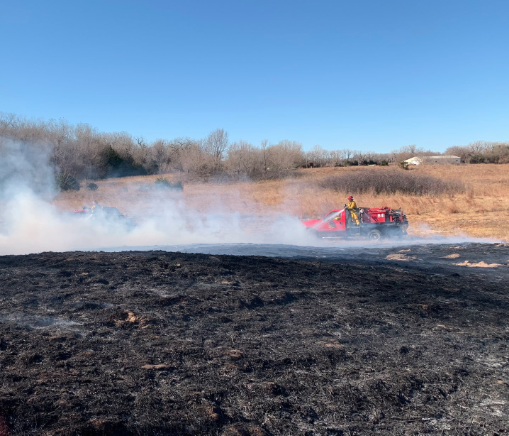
[260,139,270,172]
[203,128,229,171]
[266,140,304,173]
[179,142,213,176]
[306,145,329,167]
[225,140,262,177]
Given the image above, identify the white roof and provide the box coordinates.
[426,155,461,159]
[403,157,423,163]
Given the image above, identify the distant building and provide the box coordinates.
[423,155,461,165]
[403,157,423,166]
[404,155,461,165]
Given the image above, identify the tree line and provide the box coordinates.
[1,113,507,185]
[445,141,509,164]
[0,113,302,181]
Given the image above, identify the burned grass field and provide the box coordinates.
[0,244,508,435]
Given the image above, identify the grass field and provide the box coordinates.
[54,164,509,241]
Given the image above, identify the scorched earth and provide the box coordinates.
[0,242,508,435]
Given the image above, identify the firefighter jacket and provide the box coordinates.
[347,200,357,210]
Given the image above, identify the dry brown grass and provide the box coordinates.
[54,164,509,241]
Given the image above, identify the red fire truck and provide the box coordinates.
[302,207,408,241]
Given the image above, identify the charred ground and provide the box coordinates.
[0,244,508,435]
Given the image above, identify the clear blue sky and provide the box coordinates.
[1,0,508,151]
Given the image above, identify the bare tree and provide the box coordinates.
[266,140,304,174]
[260,139,270,172]
[179,142,213,176]
[306,145,329,167]
[329,149,347,166]
[203,128,229,171]
[225,140,262,177]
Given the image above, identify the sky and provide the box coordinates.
[1,0,508,152]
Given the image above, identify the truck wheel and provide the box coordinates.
[367,229,382,241]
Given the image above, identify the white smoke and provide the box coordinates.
[0,137,315,254]
[0,138,55,199]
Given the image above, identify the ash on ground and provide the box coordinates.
[0,243,508,435]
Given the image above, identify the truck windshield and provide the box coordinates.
[323,210,342,221]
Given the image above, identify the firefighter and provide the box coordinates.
[346,195,360,225]
[91,200,102,214]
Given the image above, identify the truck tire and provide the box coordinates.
[367,229,382,242]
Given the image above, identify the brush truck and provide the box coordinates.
[302,207,408,241]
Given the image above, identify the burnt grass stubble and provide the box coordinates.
[0,248,508,435]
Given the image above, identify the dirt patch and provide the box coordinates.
[442,253,461,259]
[454,260,503,268]
[1,247,509,435]
[385,253,417,261]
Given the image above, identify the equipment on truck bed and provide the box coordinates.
[302,207,408,241]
